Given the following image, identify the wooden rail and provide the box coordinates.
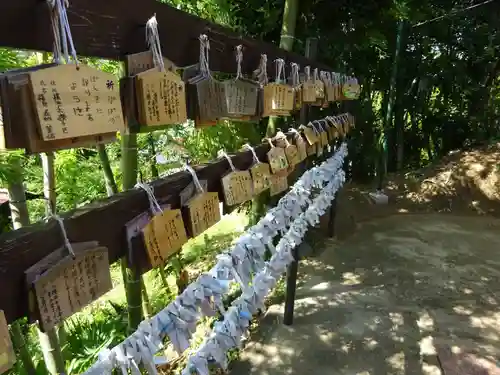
[0,129,326,323]
[0,0,337,324]
[0,0,331,78]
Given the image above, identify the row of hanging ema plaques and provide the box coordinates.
[128,45,360,128]
[11,113,352,355]
[0,47,358,154]
[140,114,354,270]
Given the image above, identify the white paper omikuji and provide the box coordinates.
[81,143,348,375]
[114,345,129,375]
[182,354,209,375]
[183,168,346,374]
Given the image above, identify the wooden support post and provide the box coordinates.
[283,247,299,326]
[283,37,318,327]
[328,197,337,238]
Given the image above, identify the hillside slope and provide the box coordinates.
[336,143,500,238]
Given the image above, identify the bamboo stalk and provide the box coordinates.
[254,0,301,224]
[6,157,37,375]
[141,279,153,318]
[39,151,66,375]
[121,133,144,332]
[97,144,118,195]
[37,328,65,375]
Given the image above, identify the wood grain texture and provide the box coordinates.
[0,0,330,78]
[0,136,287,323]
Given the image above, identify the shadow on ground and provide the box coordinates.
[229,214,500,375]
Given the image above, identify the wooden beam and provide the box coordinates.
[0,0,331,78]
[0,131,324,323]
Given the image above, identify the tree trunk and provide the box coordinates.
[6,158,37,375]
[38,328,65,375]
[264,0,300,137]
[379,19,407,188]
[39,151,66,375]
[97,144,118,195]
[141,279,153,318]
[41,152,56,216]
[147,134,159,179]
[121,133,144,332]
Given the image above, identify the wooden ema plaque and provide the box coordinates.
[332,125,340,140]
[334,84,343,101]
[302,81,317,102]
[143,209,188,268]
[0,311,15,374]
[315,80,325,99]
[267,146,289,174]
[326,120,336,140]
[262,83,294,117]
[320,130,329,149]
[196,79,228,122]
[221,170,254,206]
[184,192,221,238]
[326,83,337,102]
[25,242,112,331]
[135,69,188,127]
[284,144,301,168]
[306,142,316,156]
[294,135,308,162]
[0,72,116,152]
[249,162,271,195]
[126,51,176,76]
[180,180,208,206]
[28,64,125,141]
[302,125,319,145]
[269,173,288,196]
[224,79,258,117]
[293,86,303,111]
[316,130,324,156]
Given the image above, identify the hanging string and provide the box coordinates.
[199,34,214,80]
[217,150,236,171]
[51,214,75,258]
[184,164,204,194]
[146,15,165,72]
[135,182,163,215]
[332,72,339,85]
[320,71,331,86]
[288,127,302,141]
[264,138,275,149]
[47,0,78,65]
[290,63,300,87]
[242,143,260,165]
[304,66,311,82]
[198,35,207,76]
[255,54,268,86]
[56,0,68,63]
[235,45,243,80]
[309,121,321,136]
[275,131,290,147]
[48,0,62,64]
[313,68,320,83]
[60,0,77,63]
[274,58,285,83]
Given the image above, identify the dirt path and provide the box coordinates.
[229,214,500,375]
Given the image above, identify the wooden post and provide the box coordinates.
[283,37,318,326]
